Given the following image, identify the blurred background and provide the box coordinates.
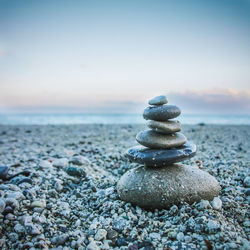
[0,0,249,124]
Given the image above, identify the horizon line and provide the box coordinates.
[0,112,250,116]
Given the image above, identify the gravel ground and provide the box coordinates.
[0,124,249,249]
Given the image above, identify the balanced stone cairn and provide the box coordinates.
[117,95,220,209]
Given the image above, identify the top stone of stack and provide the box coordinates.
[148,95,168,105]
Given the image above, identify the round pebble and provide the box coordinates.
[136,130,187,149]
[148,95,168,105]
[143,105,181,121]
[70,155,90,166]
[147,120,181,134]
[243,177,250,187]
[211,197,222,210]
[65,166,86,177]
[0,166,9,180]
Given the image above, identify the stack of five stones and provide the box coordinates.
[129,95,196,167]
[117,95,220,209]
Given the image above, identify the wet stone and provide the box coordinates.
[126,141,196,166]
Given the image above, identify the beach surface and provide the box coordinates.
[0,124,249,249]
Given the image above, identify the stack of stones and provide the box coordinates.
[117,95,220,209]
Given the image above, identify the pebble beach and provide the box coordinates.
[0,124,249,249]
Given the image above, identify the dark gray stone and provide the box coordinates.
[126,141,196,166]
[117,164,221,209]
[148,95,168,105]
[10,176,33,185]
[65,166,86,177]
[243,176,250,187]
[0,166,9,180]
[143,105,181,121]
[245,188,250,196]
[136,130,186,149]
[3,206,13,215]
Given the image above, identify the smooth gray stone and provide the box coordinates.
[143,105,181,121]
[147,120,181,134]
[136,130,186,149]
[126,141,196,166]
[117,164,221,209]
[148,95,168,105]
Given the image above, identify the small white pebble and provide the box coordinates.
[94,229,107,241]
[177,232,184,241]
[87,241,101,250]
[211,197,222,210]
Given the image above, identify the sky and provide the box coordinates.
[0,0,249,114]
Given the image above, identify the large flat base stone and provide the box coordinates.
[117,164,220,209]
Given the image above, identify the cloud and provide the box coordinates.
[167,88,250,114]
[0,88,249,114]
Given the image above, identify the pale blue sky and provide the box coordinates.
[0,0,249,113]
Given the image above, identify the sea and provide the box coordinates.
[0,113,250,125]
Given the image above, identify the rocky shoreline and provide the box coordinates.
[0,124,249,249]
